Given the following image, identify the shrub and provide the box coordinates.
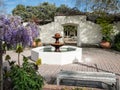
[4,56,44,90]
[96,15,114,42]
[114,32,120,51]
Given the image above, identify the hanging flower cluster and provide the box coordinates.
[0,15,40,48]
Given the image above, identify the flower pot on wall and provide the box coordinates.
[32,38,42,48]
[32,41,36,48]
[36,42,42,47]
[100,41,111,49]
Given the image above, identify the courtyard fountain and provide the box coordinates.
[31,33,82,65]
[51,33,64,52]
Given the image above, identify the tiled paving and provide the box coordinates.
[37,48,120,83]
[3,47,120,89]
[43,85,102,90]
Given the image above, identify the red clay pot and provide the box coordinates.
[100,41,111,49]
[32,41,36,47]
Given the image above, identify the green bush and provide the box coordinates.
[4,56,44,90]
[35,38,41,42]
[96,15,114,42]
[114,32,120,51]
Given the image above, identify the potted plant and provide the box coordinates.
[97,15,114,48]
[100,36,112,48]
[32,38,42,47]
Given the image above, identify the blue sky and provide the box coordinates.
[4,0,76,14]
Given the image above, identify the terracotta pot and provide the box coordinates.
[32,41,36,47]
[100,41,111,49]
[36,42,42,46]
[32,41,42,47]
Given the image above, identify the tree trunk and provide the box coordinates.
[0,40,3,90]
[18,53,20,66]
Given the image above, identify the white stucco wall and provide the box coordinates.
[80,21,102,44]
[39,15,102,46]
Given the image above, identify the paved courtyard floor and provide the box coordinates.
[3,47,120,89]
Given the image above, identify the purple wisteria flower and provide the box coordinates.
[0,15,40,48]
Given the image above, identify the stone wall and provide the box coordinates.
[39,15,102,46]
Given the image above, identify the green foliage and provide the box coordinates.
[114,43,120,51]
[36,58,42,66]
[5,55,11,61]
[56,4,70,15]
[5,55,15,66]
[12,2,56,22]
[64,25,77,37]
[6,56,44,90]
[34,38,41,47]
[37,2,56,21]
[12,2,81,23]
[35,38,41,43]
[97,15,114,42]
[56,4,81,15]
[12,4,26,20]
[64,25,77,32]
[114,32,120,51]
[16,45,23,53]
[2,42,6,51]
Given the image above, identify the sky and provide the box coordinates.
[4,0,76,14]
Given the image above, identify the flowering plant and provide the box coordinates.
[0,15,39,48]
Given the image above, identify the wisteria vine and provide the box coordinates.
[0,15,40,48]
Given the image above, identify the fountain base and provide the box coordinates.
[31,46,82,65]
[51,43,64,52]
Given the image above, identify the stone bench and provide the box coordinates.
[57,71,119,90]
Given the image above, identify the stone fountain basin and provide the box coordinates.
[31,45,82,65]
